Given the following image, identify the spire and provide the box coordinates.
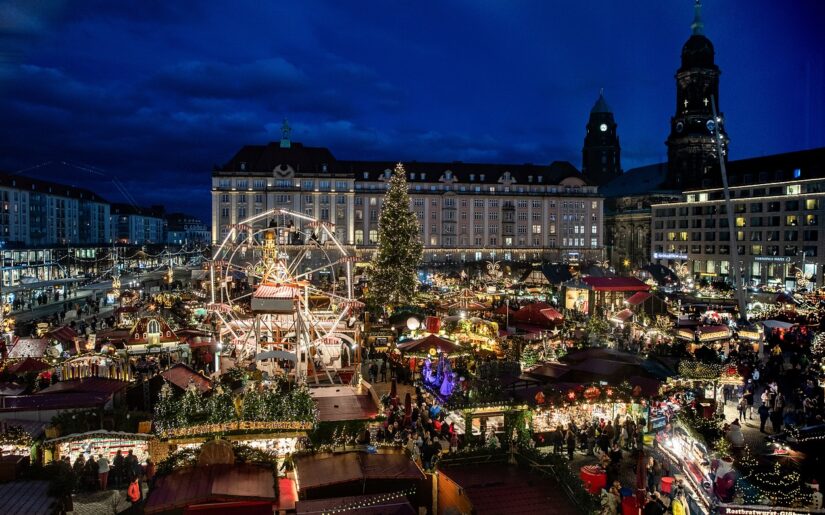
[280,118,291,148]
[591,89,611,114]
[691,0,704,35]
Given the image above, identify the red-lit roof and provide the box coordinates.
[612,308,634,322]
[625,291,653,305]
[581,276,650,292]
[8,338,49,358]
[512,303,563,327]
[161,364,212,393]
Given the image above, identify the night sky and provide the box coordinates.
[1,1,823,222]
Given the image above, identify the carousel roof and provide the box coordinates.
[254,284,298,299]
[396,334,463,354]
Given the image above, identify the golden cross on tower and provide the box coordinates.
[683,99,688,108]
[703,97,709,106]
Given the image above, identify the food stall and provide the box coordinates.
[655,421,714,515]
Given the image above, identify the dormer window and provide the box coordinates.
[420,173,426,180]
[480,174,485,182]
[538,176,543,183]
[363,172,368,179]
[240,162,247,171]
[470,174,475,181]
[528,176,533,183]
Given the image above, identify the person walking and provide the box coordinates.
[566,428,576,460]
[738,396,747,421]
[97,453,110,490]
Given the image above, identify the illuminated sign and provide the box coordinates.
[754,256,791,263]
[652,252,688,260]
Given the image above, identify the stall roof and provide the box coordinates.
[144,464,277,514]
[581,277,650,292]
[611,308,634,322]
[45,325,78,345]
[0,382,27,396]
[294,452,424,492]
[441,463,578,515]
[396,334,463,355]
[511,303,563,327]
[4,357,51,375]
[296,493,416,515]
[160,363,212,393]
[311,386,378,422]
[0,480,58,515]
[625,291,653,306]
[761,320,796,330]
[8,338,49,358]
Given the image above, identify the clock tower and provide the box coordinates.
[666,0,729,189]
[582,90,622,186]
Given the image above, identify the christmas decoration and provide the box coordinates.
[367,163,423,307]
[207,385,235,424]
[153,382,178,434]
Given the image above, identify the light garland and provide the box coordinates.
[322,487,417,514]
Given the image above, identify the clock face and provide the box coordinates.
[599,123,608,132]
[706,120,716,132]
[675,122,684,133]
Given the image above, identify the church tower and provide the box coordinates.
[582,90,622,185]
[666,0,729,189]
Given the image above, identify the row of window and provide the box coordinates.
[657,197,819,217]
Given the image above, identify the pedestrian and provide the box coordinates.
[112,449,124,487]
[379,359,387,382]
[127,476,142,507]
[566,428,576,460]
[744,380,755,419]
[758,403,770,433]
[738,396,747,421]
[97,453,110,490]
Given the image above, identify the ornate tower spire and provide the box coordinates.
[691,0,704,35]
[582,90,621,186]
[280,118,292,148]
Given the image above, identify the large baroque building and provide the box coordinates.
[211,132,605,265]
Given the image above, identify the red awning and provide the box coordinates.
[6,357,51,375]
[493,304,516,316]
[625,292,652,306]
[581,277,650,292]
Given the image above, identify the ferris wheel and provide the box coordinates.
[209,208,362,384]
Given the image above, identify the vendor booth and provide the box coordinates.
[46,430,153,464]
[654,422,713,515]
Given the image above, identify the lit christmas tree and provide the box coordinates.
[207,385,235,423]
[367,163,423,308]
[154,382,178,433]
[178,383,206,426]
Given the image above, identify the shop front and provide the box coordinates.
[46,430,153,464]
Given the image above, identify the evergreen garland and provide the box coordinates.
[367,163,423,307]
[178,384,207,427]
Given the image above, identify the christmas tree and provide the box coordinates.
[154,382,178,433]
[367,163,423,307]
[178,383,206,427]
[207,385,236,424]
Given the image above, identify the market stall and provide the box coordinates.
[47,430,153,464]
[654,422,713,515]
[59,353,131,381]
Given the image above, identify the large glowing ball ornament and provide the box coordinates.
[406,317,420,331]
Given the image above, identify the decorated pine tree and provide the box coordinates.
[178,383,206,427]
[367,163,423,307]
[154,382,178,433]
[207,385,235,423]
[242,387,265,421]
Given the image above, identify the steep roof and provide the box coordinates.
[218,142,338,174]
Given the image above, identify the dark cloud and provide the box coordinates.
[0,0,822,224]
